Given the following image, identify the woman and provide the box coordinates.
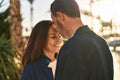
[21,20,63,80]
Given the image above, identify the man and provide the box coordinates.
[50,0,114,80]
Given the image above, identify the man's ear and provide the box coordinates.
[56,12,65,22]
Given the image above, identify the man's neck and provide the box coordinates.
[67,18,84,39]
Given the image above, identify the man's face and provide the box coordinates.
[51,14,67,38]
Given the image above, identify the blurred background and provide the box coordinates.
[0,0,120,80]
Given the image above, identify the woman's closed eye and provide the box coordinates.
[50,34,57,38]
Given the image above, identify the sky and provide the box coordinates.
[0,0,120,33]
[1,0,119,27]
[0,0,90,36]
[0,0,9,12]
[20,0,90,28]
[20,0,54,28]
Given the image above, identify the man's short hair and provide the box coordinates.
[50,0,80,17]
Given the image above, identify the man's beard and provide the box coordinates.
[56,20,66,38]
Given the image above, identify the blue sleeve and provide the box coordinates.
[20,68,33,80]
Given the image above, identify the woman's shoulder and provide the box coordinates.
[21,60,44,80]
[23,60,42,71]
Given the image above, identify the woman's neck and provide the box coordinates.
[44,50,55,61]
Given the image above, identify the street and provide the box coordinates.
[111,50,120,80]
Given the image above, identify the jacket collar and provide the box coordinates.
[74,25,91,37]
[40,54,51,66]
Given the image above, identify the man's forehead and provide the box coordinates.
[51,15,57,23]
[51,14,55,18]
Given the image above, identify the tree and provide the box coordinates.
[10,0,25,55]
[28,0,34,28]
[0,1,25,79]
[0,8,10,39]
[0,0,10,39]
[0,36,20,79]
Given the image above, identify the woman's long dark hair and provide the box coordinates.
[22,20,53,67]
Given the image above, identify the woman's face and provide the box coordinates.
[45,24,63,54]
